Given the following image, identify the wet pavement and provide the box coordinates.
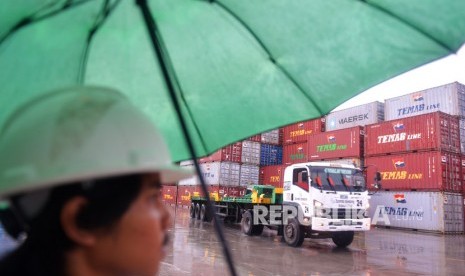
[160,206,465,276]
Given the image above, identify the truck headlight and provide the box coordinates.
[314,200,323,207]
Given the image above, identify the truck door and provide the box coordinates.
[293,168,309,192]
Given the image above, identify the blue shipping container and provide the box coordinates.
[260,144,283,166]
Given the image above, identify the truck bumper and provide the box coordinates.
[311,217,370,231]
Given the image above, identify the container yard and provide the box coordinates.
[170,82,465,235]
[152,83,465,275]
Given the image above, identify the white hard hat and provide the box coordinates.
[0,86,194,198]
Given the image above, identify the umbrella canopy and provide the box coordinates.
[1,0,465,162]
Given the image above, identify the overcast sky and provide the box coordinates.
[333,45,465,111]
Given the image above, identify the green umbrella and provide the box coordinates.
[1,1,465,274]
[2,0,465,162]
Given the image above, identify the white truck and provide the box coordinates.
[190,162,380,248]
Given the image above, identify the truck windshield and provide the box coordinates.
[308,166,366,192]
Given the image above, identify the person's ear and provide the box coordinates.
[60,197,96,247]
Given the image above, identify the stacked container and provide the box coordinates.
[282,118,324,145]
[198,142,242,163]
[259,165,285,188]
[241,140,261,165]
[260,144,283,166]
[367,82,465,233]
[325,101,384,131]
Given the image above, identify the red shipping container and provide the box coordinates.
[246,134,262,142]
[366,151,462,192]
[177,185,195,206]
[365,112,460,156]
[307,126,363,160]
[283,118,325,145]
[259,165,286,188]
[198,142,242,163]
[461,156,465,193]
[162,185,177,205]
[283,142,309,165]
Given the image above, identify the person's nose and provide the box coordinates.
[160,203,172,230]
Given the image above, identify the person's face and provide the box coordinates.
[88,173,172,276]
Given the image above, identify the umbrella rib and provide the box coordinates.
[358,0,454,52]
[0,0,93,45]
[212,1,324,115]
[77,0,122,84]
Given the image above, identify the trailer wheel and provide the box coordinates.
[190,202,196,218]
[194,203,201,220]
[200,204,212,222]
[241,210,263,236]
[283,218,305,247]
[332,231,354,248]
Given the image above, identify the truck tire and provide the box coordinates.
[200,204,212,222]
[194,203,201,220]
[190,202,196,218]
[241,210,263,236]
[332,231,354,248]
[283,218,305,247]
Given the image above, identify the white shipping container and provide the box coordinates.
[261,129,280,145]
[368,191,464,233]
[177,162,240,186]
[241,141,261,165]
[240,164,259,186]
[385,82,465,120]
[326,101,384,131]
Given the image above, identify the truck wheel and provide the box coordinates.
[190,203,196,218]
[194,203,201,220]
[283,218,305,247]
[332,231,354,248]
[241,210,263,236]
[200,204,212,222]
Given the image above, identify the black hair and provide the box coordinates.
[0,174,142,276]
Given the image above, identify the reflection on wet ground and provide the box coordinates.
[160,206,465,276]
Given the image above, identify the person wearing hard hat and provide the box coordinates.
[0,87,193,276]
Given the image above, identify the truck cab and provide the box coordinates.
[281,162,371,247]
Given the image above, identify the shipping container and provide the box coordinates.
[240,164,259,186]
[326,101,384,131]
[307,126,363,160]
[283,142,308,165]
[177,185,221,206]
[198,142,242,163]
[366,151,462,192]
[261,129,282,145]
[241,140,261,165]
[259,165,286,188]
[177,162,240,186]
[459,118,465,153]
[368,191,464,233]
[260,144,283,166]
[282,118,325,145]
[385,82,465,120]
[317,158,364,169]
[161,185,177,205]
[177,185,196,206]
[365,112,460,156]
[246,134,261,142]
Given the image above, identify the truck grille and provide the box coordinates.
[315,208,366,219]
